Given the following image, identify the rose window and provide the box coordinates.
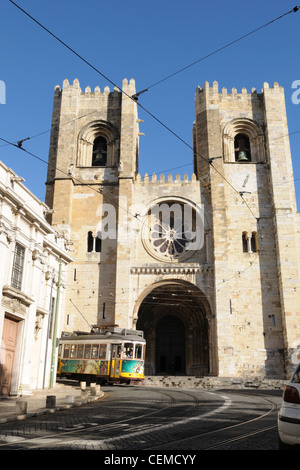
[150,218,196,259]
[140,199,204,262]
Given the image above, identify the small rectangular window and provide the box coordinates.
[77,344,84,359]
[70,344,77,358]
[135,344,143,359]
[11,243,25,290]
[91,344,99,358]
[63,344,70,359]
[99,344,107,359]
[123,343,134,358]
[85,344,91,358]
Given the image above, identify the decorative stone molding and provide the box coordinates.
[130,265,211,275]
[1,285,34,315]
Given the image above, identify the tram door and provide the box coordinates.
[110,344,122,378]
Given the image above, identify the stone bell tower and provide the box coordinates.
[193,81,300,378]
[45,78,140,331]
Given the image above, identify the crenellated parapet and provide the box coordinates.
[54,77,137,97]
[135,172,198,184]
[195,80,284,100]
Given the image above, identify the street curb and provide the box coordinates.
[0,392,105,424]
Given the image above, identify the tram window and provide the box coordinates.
[63,344,70,359]
[92,344,99,358]
[85,344,91,358]
[135,344,143,359]
[77,344,84,359]
[113,345,122,358]
[70,344,77,358]
[99,344,107,359]
[123,343,133,358]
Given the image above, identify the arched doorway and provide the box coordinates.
[156,315,186,374]
[136,281,210,376]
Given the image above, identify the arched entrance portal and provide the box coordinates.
[136,281,210,376]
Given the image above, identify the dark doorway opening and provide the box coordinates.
[156,315,186,375]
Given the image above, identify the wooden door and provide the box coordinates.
[0,317,18,396]
[156,315,186,374]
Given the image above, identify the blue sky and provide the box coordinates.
[1,0,299,206]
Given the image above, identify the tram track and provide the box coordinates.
[141,392,279,450]
[0,388,178,449]
[0,387,280,450]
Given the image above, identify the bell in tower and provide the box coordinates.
[234,134,251,162]
[92,136,107,166]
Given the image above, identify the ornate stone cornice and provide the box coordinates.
[130,264,211,275]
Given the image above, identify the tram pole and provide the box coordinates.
[50,261,62,388]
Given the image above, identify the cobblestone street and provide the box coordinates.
[0,385,285,451]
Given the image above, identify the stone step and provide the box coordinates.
[144,375,285,390]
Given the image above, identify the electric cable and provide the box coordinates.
[9,1,299,223]
[136,6,300,94]
[4,2,299,293]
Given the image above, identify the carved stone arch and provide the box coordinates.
[77,120,120,167]
[223,118,265,163]
[135,280,214,376]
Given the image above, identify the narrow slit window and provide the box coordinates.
[242,232,248,253]
[87,231,94,252]
[95,234,102,252]
[251,232,258,252]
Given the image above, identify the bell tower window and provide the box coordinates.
[92,136,107,166]
[77,120,120,168]
[234,134,251,162]
[223,118,265,163]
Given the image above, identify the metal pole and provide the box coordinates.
[50,261,62,388]
[43,274,54,389]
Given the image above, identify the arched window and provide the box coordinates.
[87,231,102,253]
[95,234,102,252]
[223,118,265,163]
[87,231,94,252]
[242,232,248,252]
[77,120,120,167]
[92,136,107,166]
[234,134,251,162]
[251,232,258,253]
[242,231,258,253]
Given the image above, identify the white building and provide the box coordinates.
[0,161,73,396]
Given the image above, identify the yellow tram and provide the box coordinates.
[57,327,146,384]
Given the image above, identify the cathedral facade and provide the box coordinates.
[45,77,300,380]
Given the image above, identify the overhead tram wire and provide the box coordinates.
[5,5,298,314]
[7,3,300,223]
[134,6,300,95]
[8,0,266,223]
[3,4,300,154]
[0,133,260,290]
[0,135,150,233]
